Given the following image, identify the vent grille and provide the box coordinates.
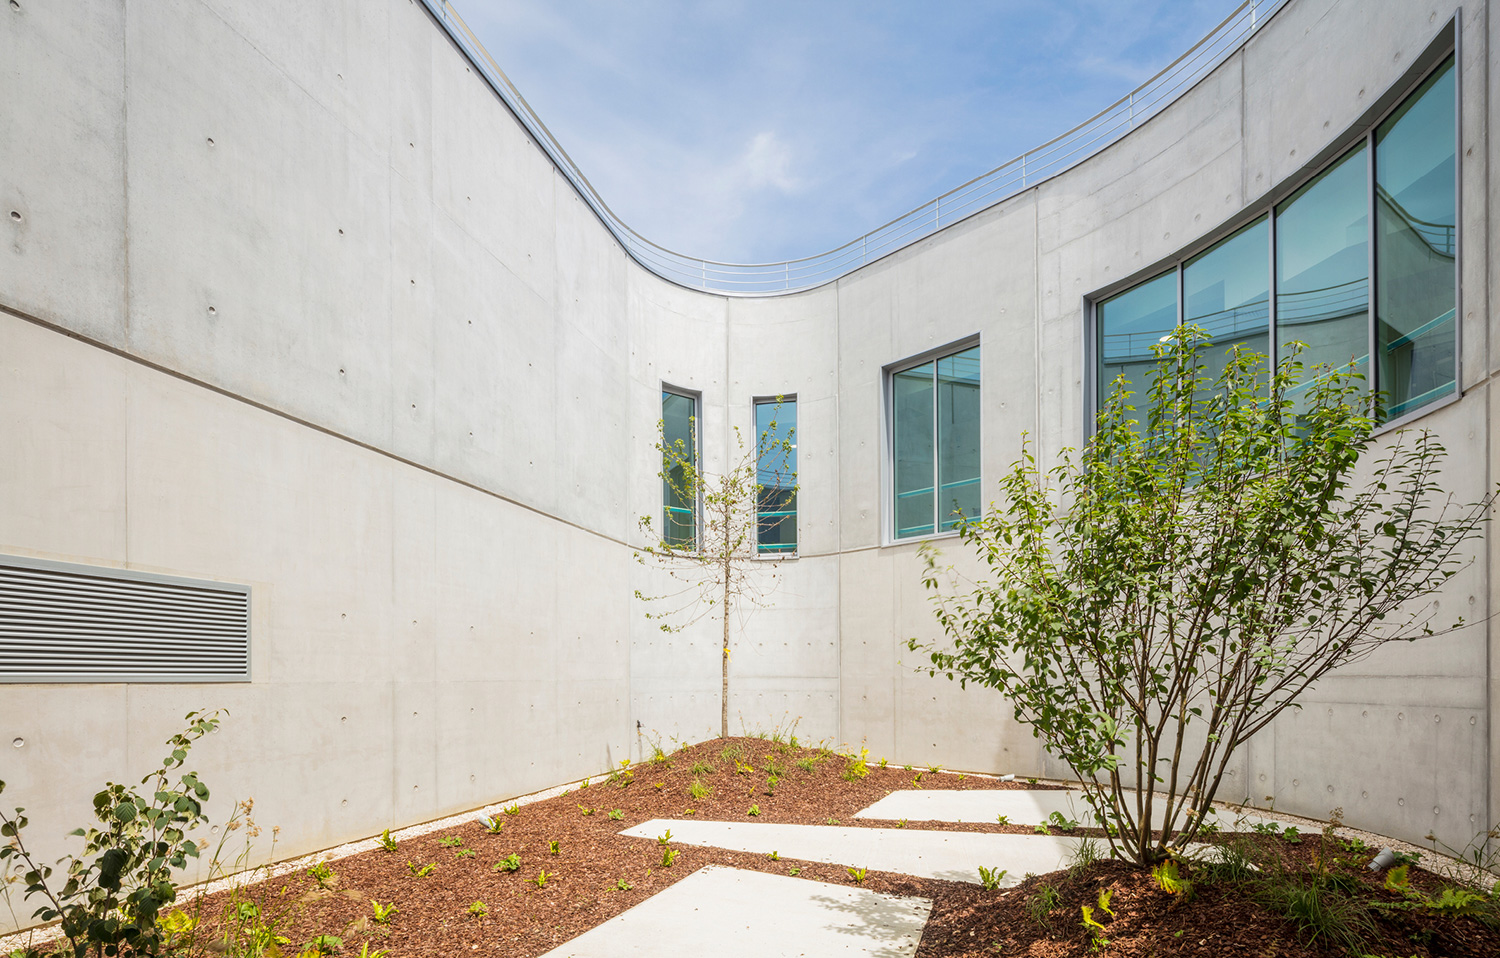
[0,556,250,683]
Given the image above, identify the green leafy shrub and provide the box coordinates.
[0,710,223,958]
[912,329,1493,866]
[370,899,398,924]
[493,854,521,873]
[977,866,1007,890]
[377,829,398,852]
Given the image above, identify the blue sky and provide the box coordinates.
[460,1,1243,264]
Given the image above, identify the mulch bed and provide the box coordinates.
[171,736,1497,958]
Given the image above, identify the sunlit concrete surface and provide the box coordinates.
[535,865,931,958]
[621,819,1096,886]
[854,789,1293,831]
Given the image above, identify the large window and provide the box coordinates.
[892,344,981,540]
[1092,55,1456,426]
[755,398,797,555]
[661,389,697,547]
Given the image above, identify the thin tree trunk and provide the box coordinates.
[721,570,731,738]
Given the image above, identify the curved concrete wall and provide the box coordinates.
[0,0,1493,918]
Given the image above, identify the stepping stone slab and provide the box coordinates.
[535,864,931,958]
[855,789,1287,831]
[622,819,1083,886]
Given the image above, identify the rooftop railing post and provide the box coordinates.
[935,196,941,229]
[1129,91,1136,130]
[1021,153,1027,188]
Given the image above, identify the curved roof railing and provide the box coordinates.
[418,0,1290,296]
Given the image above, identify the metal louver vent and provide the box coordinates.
[0,556,250,683]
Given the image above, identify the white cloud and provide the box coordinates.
[737,131,800,194]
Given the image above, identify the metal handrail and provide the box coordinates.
[418,0,1289,296]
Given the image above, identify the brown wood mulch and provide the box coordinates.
[172,737,1498,958]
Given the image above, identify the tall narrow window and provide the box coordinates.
[755,399,797,555]
[1276,144,1370,409]
[661,389,697,547]
[1376,57,1456,419]
[892,344,981,540]
[1097,271,1178,420]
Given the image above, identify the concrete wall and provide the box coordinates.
[0,0,1493,924]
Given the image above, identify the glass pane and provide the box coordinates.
[1097,271,1178,422]
[893,363,935,538]
[1276,144,1369,409]
[1184,216,1269,395]
[937,347,982,531]
[661,391,696,547]
[755,399,797,554]
[1376,58,1456,419]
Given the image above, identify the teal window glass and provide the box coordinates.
[755,399,797,555]
[661,390,696,547]
[1184,216,1270,393]
[1097,271,1178,420]
[1376,57,1456,419]
[892,346,982,539]
[892,363,935,539]
[1276,144,1369,406]
[937,347,982,531]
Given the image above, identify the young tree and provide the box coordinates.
[911,328,1492,866]
[636,401,797,739]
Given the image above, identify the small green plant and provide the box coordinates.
[1046,810,1079,832]
[549,840,560,855]
[1067,837,1104,876]
[580,778,590,789]
[467,900,488,918]
[720,743,746,764]
[684,808,697,815]
[405,860,436,877]
[878,757,888,768]
[996,815,1010,826]
[438,835,463,848]
[1384,863,1410,891]
[493,853,521,873]
[1034,824,1051,835]
[747,805,761,817]
[789,865,802,876]
[1150,858,1193,900]
[370,899,398,924]
[306,860,336,889]
[608,808,624,821]
[1027,884,1061,930]
[1026,777,1038,786]
[847,866,868,883]
[657,829,673,846]
[354,943,391,958]
[842,747,871,781]
[1281,825,1303,844]
[378,828,398,852]
[653,782,664,791]
[532,869,552,888]
[305,934,344,955]
[765,773,779,795]
[927,763,942,774]
[689,778,712,800]
[691,759,715,776]
[1252,820,1281,836]
[479,815,504,834]
[503,802,521,816]
[454,848,475,859]
[902,764,913,772]
[768,850,780,861]
[661,848,679,868]
[912,771,924,787]
[826,817,840,826]
[977,865,1007,890]
[896,818,907,829]
[615,879,633,891]
[578,804,594,816]
[795,757,816,772]
[1080,903,1109,951]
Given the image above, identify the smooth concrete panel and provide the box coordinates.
[1269,700,1486,852]
[0,0,126,343]
[429,33,556,308]
[1242,0,1459,195]
[125,0,396,451]
[0,314,129,563]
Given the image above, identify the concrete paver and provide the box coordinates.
[621,819,1084,886]
[854,789,1289,831]
[535,865,931,958]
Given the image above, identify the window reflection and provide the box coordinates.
[1376,58,1456,418]
[1097,271,1177,420]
